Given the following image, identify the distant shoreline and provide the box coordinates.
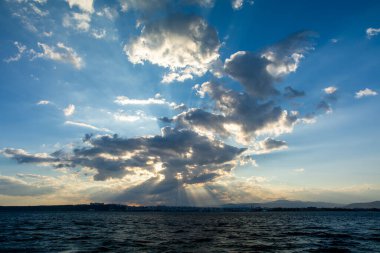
[0,204,379,212]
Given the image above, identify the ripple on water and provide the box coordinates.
[1,211,380,252]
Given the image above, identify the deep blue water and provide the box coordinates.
[1,211,380,252]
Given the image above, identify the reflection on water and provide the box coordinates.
[1,211,380,252]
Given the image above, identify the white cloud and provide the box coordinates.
[63,12,91,32]
[355,88,377,98]
[366,27,380,38]
[63,104,75,116]
[114,111,155,122]
[66,0,94,13]
[124,14,220,83]
[91,29,106,39]
[35,42,84,69]
[323,86,337,94]
[34,0,48,4]
[189,0,215,8]
[37,100,51,105]
[114,114,141,122]
[64,121,111,132]
[4,42,26,63]
[43,31,53,37]
[29,3,49,16]
[114,96,185,110]
[96,7,118,20]
[231,0,253,10]
[118,0,169,12]
[115,96,167,106]
[232,0,244,10]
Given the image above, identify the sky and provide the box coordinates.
[0,0,379,206]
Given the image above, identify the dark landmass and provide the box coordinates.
[0,200,379,212]
[221,200,343,209]
[344,201,380,209]
[222,199,380,209]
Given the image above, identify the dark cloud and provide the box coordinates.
[261,138,287,152]
[284,86,305,98]
[316,100,332,113]
[175,108,229,137]
[317,89,339,113]
[224,51,278,98]
[171,81,298,142]
[1,148,59,164]
[2,128,245,195]
[158,116,174,123]
[224,31,316,99]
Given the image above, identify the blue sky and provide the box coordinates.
[0,0,379,206]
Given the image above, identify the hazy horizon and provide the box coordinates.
[0,0,379,206]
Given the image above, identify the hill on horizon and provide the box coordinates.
[221,199,380,209]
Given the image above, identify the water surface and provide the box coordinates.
[1,211,379,252]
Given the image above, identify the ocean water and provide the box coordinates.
[1,211,379,252]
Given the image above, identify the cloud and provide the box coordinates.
[284,86,305,98]
[323,86,337,94]
[63,12,91,32]
[257,138,288,154]
[231,0,254,10]
[36,100,52,105]
[64,121,111,132]
[5,42,84,69]
[224,31,315,98]
[1,148,59,165]
[232,0,244,10]
[355,88,377,98]
[124,13,220,83]
[2,127,246,201]
[6,0,50,34]
[113,111,155,122]
[317,100,332,114]
[63,104,75,116]
[0,175,55,196]
[174,81,300,143]
[118,0,215,13]
[91,29,106,39]
[34,42,84,69]
[366,27,380,38]
[34,0,48,4]
[118,0,169,12]
[114,95,186,110]
[115,96,167,106]
[186,0,215,8]
[96,7,119,20]
[66,0,94,13]
[4,42,27,63]
[29,2,49,16]
[317,86,339,114]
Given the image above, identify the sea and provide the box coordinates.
[1,211,379,252]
